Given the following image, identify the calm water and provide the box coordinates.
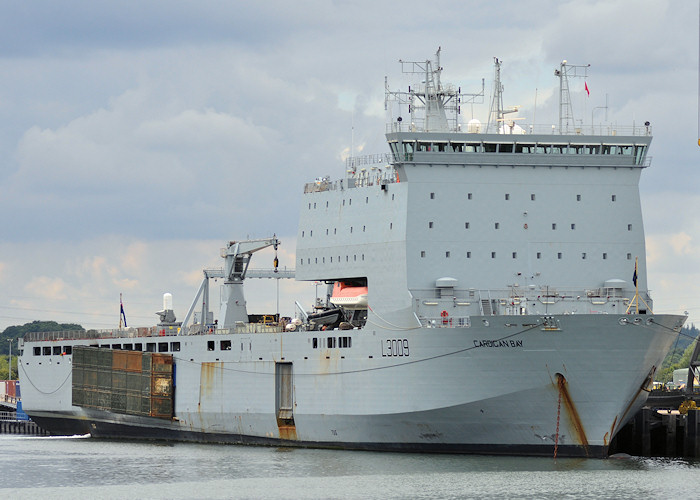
[0,434,698,499]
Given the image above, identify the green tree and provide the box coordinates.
[0,355,17,380]
[1,321,83,356]
[658,324,699,383]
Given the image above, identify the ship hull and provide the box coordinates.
[18,313,683,458]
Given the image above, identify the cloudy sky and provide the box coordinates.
[0,0,698,332]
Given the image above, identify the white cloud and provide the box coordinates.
[0,235,315,331]
[24,276,68,301]
[0,1,697,332]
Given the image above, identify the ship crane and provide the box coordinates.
[180,236,284,332]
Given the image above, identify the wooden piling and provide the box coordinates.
[685,410,699,458]
[0,419,49,436]
[662,411,677,456]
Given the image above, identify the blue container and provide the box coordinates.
[16,400,29,421]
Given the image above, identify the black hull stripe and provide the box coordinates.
[29,413,606,458]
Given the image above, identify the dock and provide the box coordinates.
[1,392,50,436]
[0,411,49,436]
[610,394,700,458]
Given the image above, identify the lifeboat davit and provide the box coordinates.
[329,281,368,310]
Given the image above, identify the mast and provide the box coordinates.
[554,60,590,134]
[487,57,504,133]
[385,48,484,133]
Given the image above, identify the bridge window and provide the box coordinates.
[158,342,168,353]
[619,146,633,155]
[635,146,646,164]
[63,346,72,355]
[515,144,535,153]
[551,144,565,154]
[220,340,232,350]
[146,343,156,352]
[170,342,181,352]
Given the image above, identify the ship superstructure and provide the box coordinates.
[18,50,685,457]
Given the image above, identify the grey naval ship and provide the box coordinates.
[18,50,686,457]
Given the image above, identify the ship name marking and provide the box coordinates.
[474,339,523,348]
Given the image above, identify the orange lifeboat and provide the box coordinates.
[329,281,368,309]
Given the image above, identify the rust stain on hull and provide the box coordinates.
[556,373,590,457]
[604,415,618,447]
[199,361,223,406]
[278,424,298,441]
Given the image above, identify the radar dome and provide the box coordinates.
[467,119,482,133]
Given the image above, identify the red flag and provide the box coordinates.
[585,82,590,96]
